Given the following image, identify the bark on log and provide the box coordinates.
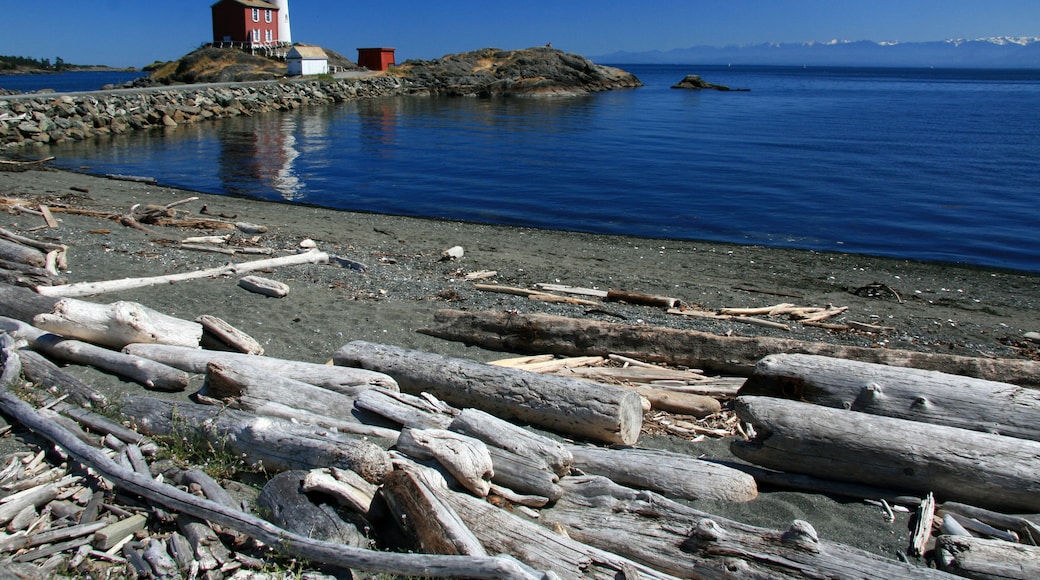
[123,343,398,392]
[0,343,544,579]
[538,475,951,579]
[732,396,1040,513]
[740,353,1040,441]
[1,316,190,391]
[36,250,329,298]
[33,298,203,349]
[335,341,644,445]
[935,534,1040,579]
[566,444,758,503]
[419,309,1040,387]
[119,395,393,483]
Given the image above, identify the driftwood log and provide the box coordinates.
[418,309,1040,387]
[935,534,1040,579]
[35,250,329,298]
[392,458,683,580]
[33,298,203,349]
[565,444,758,503]
[0,283,60,323]
[0,340,547,579]
[123,342,398,392]
[732,396,1040,513]
[198,360,399,440]
[1,317,190,391]
[538,475,950,579]
[740,353,1040,441]
[119,395,394,483]
[449,407,573,477]
[334,341,644,445]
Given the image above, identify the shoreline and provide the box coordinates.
[2,166,1039,564]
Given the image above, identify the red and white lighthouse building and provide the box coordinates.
[211,0,291,48]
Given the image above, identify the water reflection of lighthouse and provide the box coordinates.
[218,110,330,202]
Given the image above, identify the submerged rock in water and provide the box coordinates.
[671,74,749,91]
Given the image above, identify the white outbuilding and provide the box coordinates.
[287,45,329,76]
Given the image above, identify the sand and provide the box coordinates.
[2,166,1039,565]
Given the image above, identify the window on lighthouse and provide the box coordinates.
[252,8,260,22]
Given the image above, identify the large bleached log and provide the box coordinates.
[123,342,398,392]
[741,353,1040,441]
[393,458,683,580]
[419,309,1040,387]
[565,445,758,503]
[33,298,203,349]
[1,316,190,391]
[35,249,330,298]
[935,534,1040,579]
[199,360,399,440]
[0,342,546,580]
[539,475,951,579]
[119,395,393,483]
[335,341,644,445]
[732,396,1040,513]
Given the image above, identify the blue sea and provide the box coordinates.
[26,65,1040,273]
[0,70,145,93]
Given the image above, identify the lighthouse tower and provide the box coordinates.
[271,0,292,45]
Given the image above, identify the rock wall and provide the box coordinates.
[0,77,410,152]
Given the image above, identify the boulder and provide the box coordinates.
[671,74,749,91]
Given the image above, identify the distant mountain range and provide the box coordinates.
[593,37,1040,68]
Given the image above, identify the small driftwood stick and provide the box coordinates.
[36,250,329,298]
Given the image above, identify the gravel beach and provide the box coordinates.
[2,165,1039,567]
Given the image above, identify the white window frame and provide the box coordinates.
[265,9,272,23]
[265,29,273,43]
[252,29,261,43]
[252,8,260,22]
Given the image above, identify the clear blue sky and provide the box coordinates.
[3,1,1038,68]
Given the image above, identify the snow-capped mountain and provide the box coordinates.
[594,37,1040,67]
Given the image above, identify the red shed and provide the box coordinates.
[212,0,280,46]
[357,48,397,71]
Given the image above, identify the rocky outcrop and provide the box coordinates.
[146,46,358,85]
[393,47,642,97]
[0,76,407,151]
[671,74,749,91]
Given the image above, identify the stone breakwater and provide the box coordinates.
[0,76,411,152]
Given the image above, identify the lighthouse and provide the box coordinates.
[270,0,292,45]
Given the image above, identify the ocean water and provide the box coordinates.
[33,65,1040,273]
[0,70,145,93]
